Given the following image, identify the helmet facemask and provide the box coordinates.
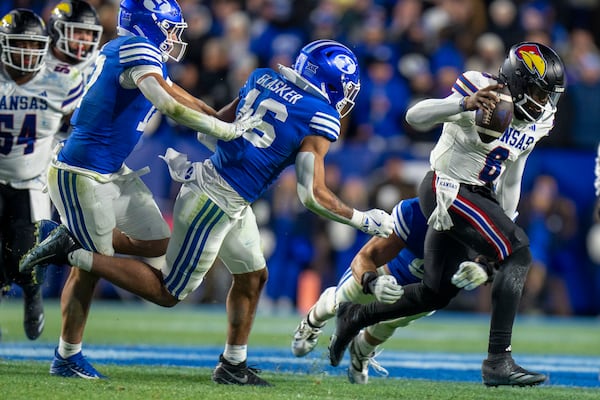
[514,83,562,122]
[154,15,187,62]
[0,34,49,72]
[53,19,102,61]
[336,79,360,118]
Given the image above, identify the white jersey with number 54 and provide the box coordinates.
[0,64,84,185]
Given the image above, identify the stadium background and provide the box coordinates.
[3,0,600,317]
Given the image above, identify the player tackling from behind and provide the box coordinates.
[18,0,260,380]
[329,41,566,387]
[21,37,396,385]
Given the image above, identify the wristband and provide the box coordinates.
[361,271,378,294]
[350,209,365,228]
[459,96,468,112]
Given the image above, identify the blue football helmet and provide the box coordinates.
[293,40,360,118]
[117,0,187,62]
[0,8,49,73]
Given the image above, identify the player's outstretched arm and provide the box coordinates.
[137,73,258,140]
[295,136,394,238]
[351,234,405,303]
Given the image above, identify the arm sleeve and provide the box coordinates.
[296,151,360,226]
[495,151,530,219]
[405,93,465,132]
[137,75,239,140]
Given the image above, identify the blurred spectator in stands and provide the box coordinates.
[179,2,212,66]
[223,11,252,65]
[338,0,386,44]
[308,0,344,42]
[368,156,417,212]
[388,0,426,56]
[352,49,411,151]
[440,0,487,58]
[465,32,505,75]
[196,37,233,109]
[519,0,569,53]
[263,170,315,313]
[564,28,600,149]
[488,0,524,48]
[208,0,243,37]
[517,175,578,315]
[398,53,441,144]
[249,0,308,67]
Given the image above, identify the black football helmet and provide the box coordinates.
[0,8,49,73]
[49,0,103,62]
[499,42,565,122]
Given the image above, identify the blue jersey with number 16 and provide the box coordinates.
[210,68,341,203]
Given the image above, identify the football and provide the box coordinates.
[475,85,513,141]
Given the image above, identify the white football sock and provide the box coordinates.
[58,337,82,359]
[223,344,247,365]
[67,249,93,272]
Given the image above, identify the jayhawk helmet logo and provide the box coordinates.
[515,43,547,78]
[53,2,73,17]
[1,13,13,28]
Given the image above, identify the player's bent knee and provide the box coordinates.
[419,284,454,310]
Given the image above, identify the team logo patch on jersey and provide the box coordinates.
[515,43,546,78]
[333,54,357,74]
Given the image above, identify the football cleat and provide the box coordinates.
[50,348,107,379]
[22,284,44,340]
[212,354,272,386]
[328,302,365,367]
[348,337,388,384]
[19,225,81,273]
[291,317,323,357]
[35,219,60,244]
[482,354,546,386]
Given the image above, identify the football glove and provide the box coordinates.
[351,209,394,238]
[363,274,404,304]
[451,261,489,291]
[232,112,262,139]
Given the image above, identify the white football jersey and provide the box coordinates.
[45,50,99,141]
[430,71,554,187]
[0,63,84,184]
[45,50,98,83]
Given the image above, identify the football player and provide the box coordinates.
[22,39,395,385]
[45,0,103,141]
[292,196,492,384]
[328,42,566,387]
[46,0,103,76]
[19,0,259,379]
[0,8,84,340]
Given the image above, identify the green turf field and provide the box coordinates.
[0,299,598,399]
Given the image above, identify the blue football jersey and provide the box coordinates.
[58,36,167,174]
[210,68,341,202]
[386,197,428,284]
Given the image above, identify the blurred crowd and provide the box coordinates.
[5,0,600,316]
